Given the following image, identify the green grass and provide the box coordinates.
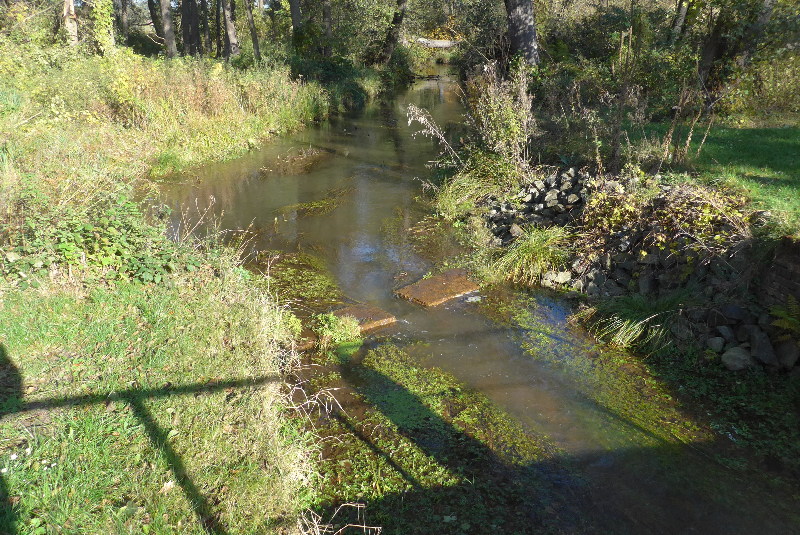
[0,260,312,534]
[639,124,800,231]
[491,226,572,285]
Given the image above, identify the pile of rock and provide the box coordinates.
[702,304,799,371]
[481,172,800,374]
[486,167,588,244]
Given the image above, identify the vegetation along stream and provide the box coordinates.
[162,71,799,534]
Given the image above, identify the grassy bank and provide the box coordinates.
[0,39,334,533]
[0,261,309,533]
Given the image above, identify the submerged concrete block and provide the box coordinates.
[395,269,479,307]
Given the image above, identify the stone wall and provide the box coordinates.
[760,237,800,308]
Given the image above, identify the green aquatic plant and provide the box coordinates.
[311,312,361,350]
[276,186,353,217]
[491,226,572,286]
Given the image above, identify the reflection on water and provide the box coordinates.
[160,71,797,534]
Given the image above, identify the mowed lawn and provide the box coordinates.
[691,125,800,230]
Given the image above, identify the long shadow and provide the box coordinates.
[0,342,282,535]
[325,362,594,534]
[317,357,800,534]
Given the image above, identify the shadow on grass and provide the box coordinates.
[309,346,800,535]
[0,343,281,535]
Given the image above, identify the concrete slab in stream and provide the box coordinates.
[395,269,479,307]
[333,304,397,333]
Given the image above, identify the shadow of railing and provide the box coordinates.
[0,343,281,535]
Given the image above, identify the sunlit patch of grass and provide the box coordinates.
[0,259,312,534]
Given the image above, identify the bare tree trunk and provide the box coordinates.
[287,0,301,34]
[503,0,540,65]
[62,0,79,46]
[256,0,262,10]
[244,0,261,62]
[669,0,689,45]
[215,0,222,56]
[200,0,211,51]
[322,0,332,57]
[113,0,129,41]
[182,0,203,55]
[221,0,240,58]
[377,0,407,64]
[160,0,179,58]
[148,0,165,38]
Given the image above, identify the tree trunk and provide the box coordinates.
[112,0,129,41]
[287,0,301,34]
[244,0,261,62]
[669,0,689,45]
[503,0,540,66]
[215,0,222,56]
[377,0,407,64]
[160,0,179,58]
[62,0,78,46]
[221,0,240,58]
[148,0,164,39]
[322,0,332,57]
[182,0,203,55]
[738,0,776,67]
[200,0,211,51]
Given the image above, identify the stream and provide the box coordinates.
[161,70,797,534]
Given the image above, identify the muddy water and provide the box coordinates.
[161,72,796,533]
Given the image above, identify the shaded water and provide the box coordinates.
[161,72,796,533]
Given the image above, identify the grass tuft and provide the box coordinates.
[491,226,572,286]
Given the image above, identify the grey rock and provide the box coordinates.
[716,325,736,342]
[560,181,573,192]
[736,324,757,343]
[586,281,601,297]
[720,304,750,322]
[522,193,534,203]
[603,280,626,297]
[554,271,572,284]
[612,268,631,286]
[707,309,735,327]
[707,337,725,353]
[638,252,659,265]
[721,347,755,371]
[638,274,656,295]
[533,180,546,191]
[546,199,560,208]
[571,279,584,292]
[509,223,524,238]
[749,329,778,366]
[775,340,799,370]
[544,189,559,202]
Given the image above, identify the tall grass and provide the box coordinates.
[491,226,572,285]
[587,291,694,353]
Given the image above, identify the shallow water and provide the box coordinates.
[161,71,797,533]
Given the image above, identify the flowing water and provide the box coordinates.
[160,71,797,533]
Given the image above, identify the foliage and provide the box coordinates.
[311,312,361,349]
[1,189,198,287]
[491,226,572,286]
[771,296,800,337]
